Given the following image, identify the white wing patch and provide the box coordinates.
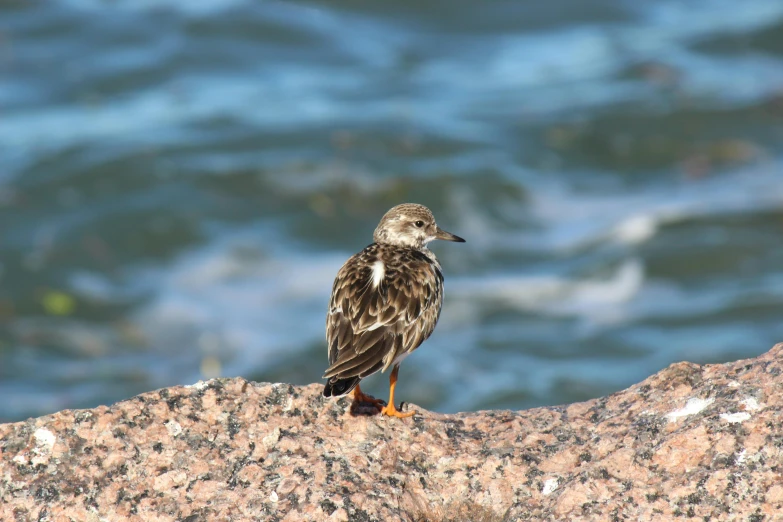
[371,260,385,288]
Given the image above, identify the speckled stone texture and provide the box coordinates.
[3,344,783,521]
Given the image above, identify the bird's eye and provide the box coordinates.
[414,220,424,228]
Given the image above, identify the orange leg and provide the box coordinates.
[352,384,384,410]
[380,365,416,419]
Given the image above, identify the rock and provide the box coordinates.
[3,344,783,521]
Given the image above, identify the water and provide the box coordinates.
[2,0,783,422]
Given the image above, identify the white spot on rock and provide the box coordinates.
[262,427,281,450]
[30,428,57,465]
[13,454,28,465]
[736,449,747,464]
[186,380,210,390]
[270,491,279,503]
[542,478,559,495]
[720,412,751,424]
[165,420,182,437]
[741,397,762,411]
[33,428,56,452]
[666,397,715,422]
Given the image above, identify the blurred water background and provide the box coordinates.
[2,0,783,422]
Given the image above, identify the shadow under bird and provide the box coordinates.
[322,203,465,418]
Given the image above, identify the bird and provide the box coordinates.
[322,203,465,418]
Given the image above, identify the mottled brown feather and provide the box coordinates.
[322,243,444,384]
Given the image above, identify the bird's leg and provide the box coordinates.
[352,384,385,410]
[380,365,416,418]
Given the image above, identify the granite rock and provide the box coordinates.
[3,343,783,521]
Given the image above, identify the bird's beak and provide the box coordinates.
[434,226,465,243]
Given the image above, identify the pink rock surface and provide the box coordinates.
[3,343,783,521]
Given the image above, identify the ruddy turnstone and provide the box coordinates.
[322,203,465,418]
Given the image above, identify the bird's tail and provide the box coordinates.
[323,376,361,397]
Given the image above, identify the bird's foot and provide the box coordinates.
[353,389,385,408]
[380,402,416,419]
[350,388,386,416]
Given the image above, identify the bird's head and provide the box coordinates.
[373,203,465,249]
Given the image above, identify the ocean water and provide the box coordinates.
[1,0,783,422]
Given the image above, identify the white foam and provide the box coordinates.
[9,0,783,160]
[613,215,658,245]
[449,259,644,325]
[527,170,783,254]
[74,227,343,391]
[641,0,783,37]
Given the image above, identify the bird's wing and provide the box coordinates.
[324,247,443,380]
